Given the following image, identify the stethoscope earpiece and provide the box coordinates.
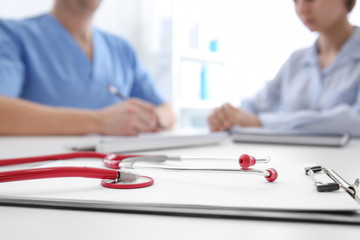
[239,154,271,170]
[265,168,278,182]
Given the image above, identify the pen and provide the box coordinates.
[107,84,126,101]
[107,84,165,130]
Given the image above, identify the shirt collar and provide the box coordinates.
[302,43,317,67]
[302,27,360,67]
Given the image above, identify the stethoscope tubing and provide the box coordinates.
[0,166,118,183]
[0,166,154,189]
[0,152,140,167]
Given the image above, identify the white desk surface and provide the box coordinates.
[0,136,360,239]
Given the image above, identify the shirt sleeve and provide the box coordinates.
[124,42,165,106]
[0,22,25,97]
[259,104,360,136]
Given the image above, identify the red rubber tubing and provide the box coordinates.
[0,152,140,167]
[0,167,118,183]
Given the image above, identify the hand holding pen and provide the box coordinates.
[106,85,164,134]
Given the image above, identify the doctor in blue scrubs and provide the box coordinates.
[0,0,175,135]
[208,0,360,136]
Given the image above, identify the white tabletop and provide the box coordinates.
[0,136,359,239]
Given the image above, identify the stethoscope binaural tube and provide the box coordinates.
[105,154,277,182]
[118,163,278,182]
[104,154,271,170]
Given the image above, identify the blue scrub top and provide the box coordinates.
[0,14,165,109]
[241,27,360,136]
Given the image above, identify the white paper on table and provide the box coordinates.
[63,129,228,153]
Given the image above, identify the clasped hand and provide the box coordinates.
[207,103,262,131]
[98,98,163,136]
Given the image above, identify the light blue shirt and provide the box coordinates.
[241,27,360,136]
[0,14,164,109]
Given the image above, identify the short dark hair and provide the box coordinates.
[347,0,356,12]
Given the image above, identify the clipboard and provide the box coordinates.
[230,127,351,147]
[305,165,359,200]
[0,158,359,224]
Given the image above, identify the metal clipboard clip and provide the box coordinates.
[305,166,359,200]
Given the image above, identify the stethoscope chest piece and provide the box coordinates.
[101,176,154,189]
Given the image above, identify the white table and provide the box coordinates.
[0,136,359,239]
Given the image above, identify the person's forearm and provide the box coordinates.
[258,105,360,135]
[0,96,101,135]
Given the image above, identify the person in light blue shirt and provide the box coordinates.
[0,0,175,136]
[208,0,360,136]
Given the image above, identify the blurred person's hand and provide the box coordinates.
[97,98,162,136]
[207,103,262,132]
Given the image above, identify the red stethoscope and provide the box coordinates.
[0,152,278,189]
